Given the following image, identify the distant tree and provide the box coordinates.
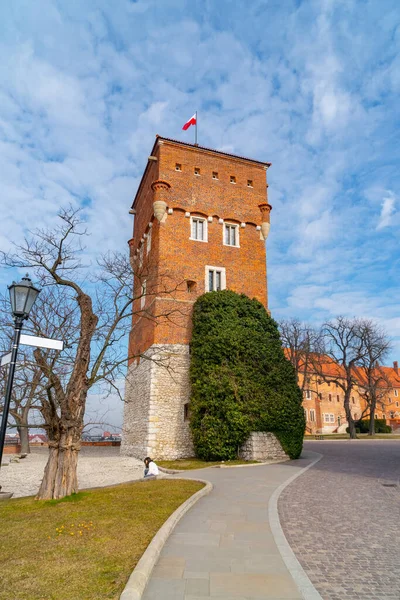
[1,206,182,499]
[190,291,305,460]
[357,320,391,435]
[313,317,379,439]
[279,318,319,392]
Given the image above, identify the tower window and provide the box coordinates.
[224,223,239,247]
[194,167,200,176]
[186,280,196,293]
[184,403,190,421]
[146,228,152,254]
[190,217,207,242]
[140,279,147,309]
[230,175,236,184]
[247,180,253,187]
[212,171,219,179]
[175,163,182,171]
[206,266,226,292]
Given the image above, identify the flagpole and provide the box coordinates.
[195,111,198,145]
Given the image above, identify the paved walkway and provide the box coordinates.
[279,440,400,600]
[142,452,318,600]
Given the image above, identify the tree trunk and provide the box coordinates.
[36,431,80,500]
[369,403,376,435]
[18,425,30,455]
[344,392,357,439]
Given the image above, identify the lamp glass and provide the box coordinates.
[8,275,41,319]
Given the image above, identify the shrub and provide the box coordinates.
[189,290,305,460]
[347,419,392,434]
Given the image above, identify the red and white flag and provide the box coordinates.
[182,113,197,130]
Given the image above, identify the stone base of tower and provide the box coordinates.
[121,344,194,460]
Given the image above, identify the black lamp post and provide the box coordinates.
[0,275,40,470]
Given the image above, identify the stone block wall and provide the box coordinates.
[121,344,194,460]
[239,431,288,461]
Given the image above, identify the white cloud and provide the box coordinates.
[377,191,396,230]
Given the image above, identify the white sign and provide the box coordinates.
[0,352,12,367]
[20,334,64,351]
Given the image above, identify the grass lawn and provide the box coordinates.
[0,479,203,600]
[157,458,258,470]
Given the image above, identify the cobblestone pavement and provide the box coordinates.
[279,440,400,600]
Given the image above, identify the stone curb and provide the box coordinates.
[268,451,324,600]
[119,478,213,600]
[158,458,289,474]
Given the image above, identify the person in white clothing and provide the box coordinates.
[144,457,159,478]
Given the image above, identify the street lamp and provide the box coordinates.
[0,275,40,472]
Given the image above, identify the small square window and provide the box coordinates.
[175,163,182,171]
[230,175,236,184]
[194,167,200,176]
[212,171,218,179]
[247,179,253,187]
[224,223,239,247]
[186,280,196,293]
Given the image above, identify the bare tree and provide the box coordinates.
[311,317,368,439]
[356,320,392,435]
[279,318,319,392]
[1,206,183,499]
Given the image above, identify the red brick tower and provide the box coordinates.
[121,136,272,459]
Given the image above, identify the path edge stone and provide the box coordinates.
[268,451,324,600]
[119,478,213,600]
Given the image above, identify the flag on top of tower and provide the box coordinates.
[182,113,197,130]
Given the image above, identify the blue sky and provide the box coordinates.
[0,1,399,427]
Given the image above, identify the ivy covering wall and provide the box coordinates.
[189,290,305,460]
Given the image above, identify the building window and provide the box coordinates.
[205,266,226,292]
[337,395,340,402]
[175,163,182,171]
[309,409,316,422]
[194,167,200,176]
[395,390,398,397]
[328,394,332,402]
[230,175,236,184]
[212,171,218,179]
[323,413,335,424]
[186,280,196,293]
[190,217,207,242]
[247,179,253,187]
[139,244,144,268]
[396,402,399,407]
[224,223,239,247]
[382,413,386,420]
[304,409,308,421]
[146,228,152,254]
[184,403,190,421]
[390,411,395,419]
[140,279,147,309]
[305,390,311,400]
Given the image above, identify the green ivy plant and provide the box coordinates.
[189,290,305,460]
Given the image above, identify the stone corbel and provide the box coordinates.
[258,202,272,240]
[151,180,171,222]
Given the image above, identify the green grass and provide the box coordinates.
[0,479,203,600]
[157,458,258,470]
